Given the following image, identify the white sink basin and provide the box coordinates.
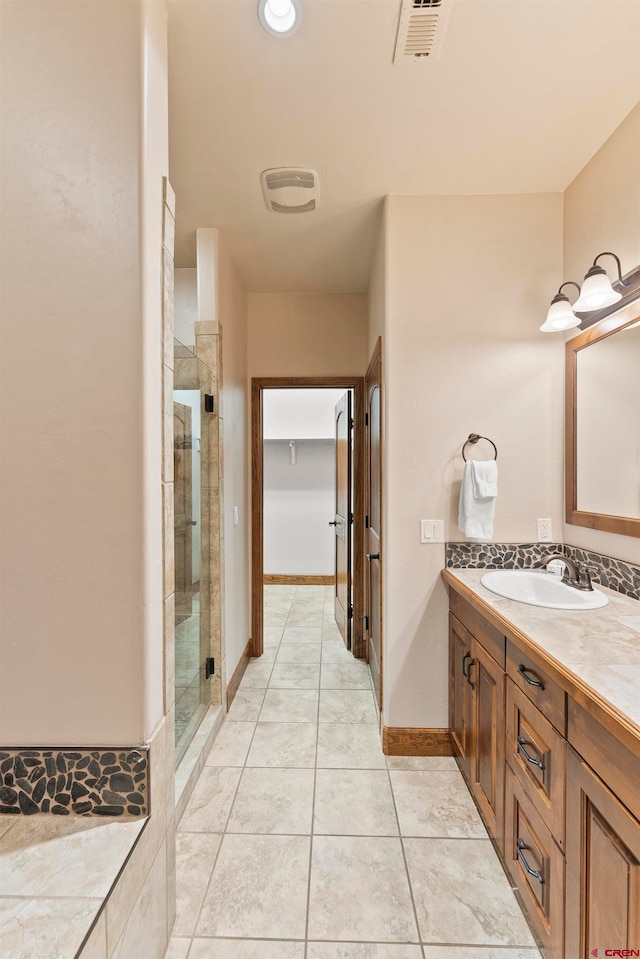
[480,569,608,610]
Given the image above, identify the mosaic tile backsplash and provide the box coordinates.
[0,747,149,817]
[445,542,640,601]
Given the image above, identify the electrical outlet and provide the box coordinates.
[537,518,553,542]
[421,519,444,543]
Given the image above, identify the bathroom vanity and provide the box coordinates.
[443,567,640,959]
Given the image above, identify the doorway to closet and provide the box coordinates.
[251,378,366,662]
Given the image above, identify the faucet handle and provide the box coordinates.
[577,563,598,591]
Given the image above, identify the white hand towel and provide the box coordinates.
[470,459,498,499]
[458,460,498,542]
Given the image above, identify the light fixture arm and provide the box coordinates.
[557,281,581,301]
[591,252,630,287]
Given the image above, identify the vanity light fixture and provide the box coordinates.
[571,251,630,312]
[540,281,582,333]
[258,0,301,37]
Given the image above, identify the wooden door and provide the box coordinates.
[470,637,505,849]
[365,340,382,711]
[333,391,352,647]
[565,747,640,958]
[174,401,193,625]
[449,614,472,783]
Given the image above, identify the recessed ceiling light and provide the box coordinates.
[258,0,301,38]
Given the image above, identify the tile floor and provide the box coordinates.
[166,587,542,959]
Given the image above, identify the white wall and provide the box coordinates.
[175,268,197,348]
[379,193,564,731]
[563,103,640,564]
[264,440,335,575]
[264,388,346,439]
[0,0,168,745]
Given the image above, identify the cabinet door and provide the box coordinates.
[565,748,640,958]
[470,637,505,849]
[449,614,472,783]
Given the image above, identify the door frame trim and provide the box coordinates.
[251,376,365,659]
[365,338,383,711]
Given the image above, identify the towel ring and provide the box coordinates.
[462,433,498,462]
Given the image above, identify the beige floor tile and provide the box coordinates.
[390,770,488,838]
[276,643,322,664]
[264,626,285,643]
[316,724,386,769]
[270,663,321,688]
[263,611,291,627]
[314,769,398,836]
[178,766,241,833]
[386,755,458,771]
[421,949,542,958]
[322,624,345,643]
[281,627,323,644]
[308,836,418,942]
[189,941,305,959]
[404,837,538,946]
[206,721,256,766]
[246,722,318,767]
[320,642,352,663]
[286,610,324,627]
[227,767,315,833]
[308,946,423,959]
[239,661,274,689]
[319,689,378,724]
[164,938,191,959]
[260,689,319,723]
[173,832,221,936]
[320,663,372,690]
[227,688,265,721]
[197,834,310,939]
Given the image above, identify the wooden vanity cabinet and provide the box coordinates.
[446,577,640,959]
[449,602,505,849]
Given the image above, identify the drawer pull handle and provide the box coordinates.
[466,658,476,690]
[517,736,544,770]
[517,839,544,884]
[518,664,545,690]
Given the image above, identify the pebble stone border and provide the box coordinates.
[0,747,149,817]
[446,542,640,602]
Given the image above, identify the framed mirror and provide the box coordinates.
[566,303,640,537]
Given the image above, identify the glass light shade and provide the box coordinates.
[540,297,581,333]
[259,0,300,35]
[572,269,622,312]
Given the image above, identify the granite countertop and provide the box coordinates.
[443,568,640,736]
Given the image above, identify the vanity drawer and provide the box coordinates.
[450,591,505,667]
[506,677,566,849]
[507,640,566,735]
[505,764,565,959]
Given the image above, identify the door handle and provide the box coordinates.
[466,658,476,689]
[366,552,380,561]
[329,520,338,526]
[462,651,471,679]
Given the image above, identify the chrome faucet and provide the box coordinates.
[541,553,598,592]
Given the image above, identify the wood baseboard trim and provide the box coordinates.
[264,574,334,586]
[382,726,453,756]
[226,639,252,710]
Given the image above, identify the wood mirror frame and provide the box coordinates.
[565,302,640,538]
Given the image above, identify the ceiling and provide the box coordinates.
[167,0,640,292]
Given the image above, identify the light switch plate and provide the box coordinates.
[421,519,444,543]
[233,506,239,526]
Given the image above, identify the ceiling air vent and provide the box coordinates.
[393,0,449,64]
[261,168,319,213]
